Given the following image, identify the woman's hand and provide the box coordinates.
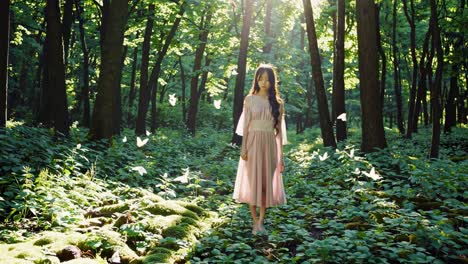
[241,153,248,161]
[277,160,285,173]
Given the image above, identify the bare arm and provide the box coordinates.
[240,96,251,160]
[276,102,285,172]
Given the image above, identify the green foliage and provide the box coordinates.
[189,126,467,263]
[1,121,467,263]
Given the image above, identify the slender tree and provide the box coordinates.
[356,0,387,152]
[391,0,405,134]
[444,62,457,132]
[135,4,155,135]
[39,0,70,136]
[127,36,139,125]
[232,0,254,144]
[429,0,443,158]
[303,0,336,148]
[0,0,10,128]
[75,0,90,127]
[89,0,128,140]
[187,8,212,135]
[332,0,347,141]
[114,45,127,134]
[62,0,74,64]
[263,0,273,54]
[375,3,386,112]
[402,0,418,138]
[179,56,187,123]
[413,25,433,132]
[150,2,185,132]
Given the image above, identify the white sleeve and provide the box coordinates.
[235,111,245,136]
[281,113,288,145]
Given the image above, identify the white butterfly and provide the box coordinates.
[174,167,190,183]
[76,144,81,149]
[214,99,222,109]
[348,149,355,158]
[122,136,127,143]
[146,130,151,136]
[319,152,329,161]
[337,113,347,122]
[137,137,149,147]
[169,94,177,106]
[132,166,147,176]
[362,167,382,180]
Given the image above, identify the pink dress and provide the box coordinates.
[233,94,287,207]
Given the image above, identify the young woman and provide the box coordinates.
[233,64,287,235]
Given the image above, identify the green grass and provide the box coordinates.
[0,124,466,263]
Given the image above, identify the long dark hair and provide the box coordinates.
[249,64,282,134]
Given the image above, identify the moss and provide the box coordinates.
[149,247,172,255]
[95,202,130,216]
[141,194,164,204]
[144,215,182,234]
[33,236,54,246]
[113,214,133,228]
[113,245,139,263]
[179,216,198,226]
[16,252,31,259]
[161,223,195,239]
[180,203,206,217]
[144,201,199,220]
[141,252,172,264]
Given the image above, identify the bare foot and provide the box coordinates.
[257,222,266,233]
[252,221,259,235]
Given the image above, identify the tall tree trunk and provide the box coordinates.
[114,45,127,134]
[187,9,212,135]
[303,0,336,148]
[332,0,346,141]
[413,25,433,132]
[39,0,69,136]
[0,0,9,128]
[89,0,128,140]
[456,0,465,125]
[301,15,314,130]
[127,40,139,126]
[263,0,273,54]
[231,0,254,144]
[356,0,387,153]
[135,4,155,135]
[375,3,386,113]
[179,56,187,124]
[392,0,405,134]
[429,0,443,158]
[197,56,212,99]
[402,0,418,138]
[423,31,435,126]
[75,0,90,127]
[62,0,74,65]
[149,3,185,132]
[444,62,457,132]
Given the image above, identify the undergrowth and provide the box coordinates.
[0,123,466,263]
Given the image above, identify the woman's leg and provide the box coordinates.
[258,207,266,230]
[249,205,258,233]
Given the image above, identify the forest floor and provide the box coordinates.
[0,123,467,263]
